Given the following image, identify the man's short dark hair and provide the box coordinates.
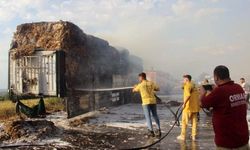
[240,78,245,81]
[139,72,146,79]
[214,65,230,80]
[183,74,192,81]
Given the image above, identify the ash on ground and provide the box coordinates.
[0,101,221,150]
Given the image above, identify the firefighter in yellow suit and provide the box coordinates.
[177,75,200,141]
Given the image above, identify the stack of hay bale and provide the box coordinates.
[10,21,142,89]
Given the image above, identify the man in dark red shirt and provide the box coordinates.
[200,65,249,149]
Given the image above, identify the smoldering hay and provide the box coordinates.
[9,21,143,89]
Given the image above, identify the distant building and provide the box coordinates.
[145,70,179,95]
[146,71,157,82]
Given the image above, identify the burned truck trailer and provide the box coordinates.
[8,21,143,116]
[8,50,66,98]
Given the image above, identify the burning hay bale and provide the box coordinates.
[9,21,143,118]
[10,21,142,89]
[11,21,87,59]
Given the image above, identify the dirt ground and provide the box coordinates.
[0,100,231,150]
[0,117,150,149]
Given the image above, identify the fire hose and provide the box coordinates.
[121,96,189,150]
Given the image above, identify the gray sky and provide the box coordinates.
[0,0,250,89]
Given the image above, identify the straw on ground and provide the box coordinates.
[0,98,64,120]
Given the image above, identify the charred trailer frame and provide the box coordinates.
[8,50,66,100]
[66,87,135,118]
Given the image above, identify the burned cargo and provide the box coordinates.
[8,21,143,98]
